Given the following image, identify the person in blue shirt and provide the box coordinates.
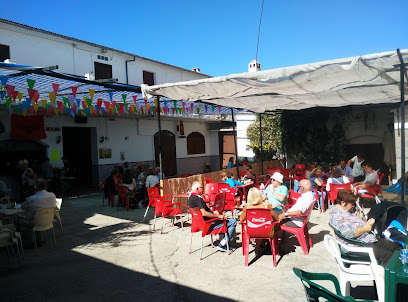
[337,160,353,178]
[263,172,288,215]
[226,157,234,169]
[222,171,242,189]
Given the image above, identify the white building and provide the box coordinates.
[0,18,230,188]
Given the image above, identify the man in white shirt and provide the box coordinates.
[347,154,365,182]
[278,179,315,227]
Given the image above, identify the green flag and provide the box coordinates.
[26,79,35,91]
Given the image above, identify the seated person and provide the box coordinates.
[145,168,159,188]
[188,181,237,252]
[22,168,37,197]
[308,168,325,208]
[122,162,130,174]
[155,166,166,180]
[263,172,288,215]
[222,172,242,190]
[278,179,314,227]
[326,167,350,191]
[62,157,75,177]
[202,163,211,174]
[226,157,234,169]
[240,187,278,256]
[241,157,249,166]
[329,189,400,267]
[19,178,57,225]
[243,165,256,183]
[104,168,119,198]
[304,164,316,179]
[121,170,138,208]
[138,163,150,184]
[338,160,353,178]
[131,165,140,180]
[354,162,377,191]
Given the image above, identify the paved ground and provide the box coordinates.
[1,190,401,302]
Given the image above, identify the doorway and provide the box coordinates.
[62,127,93,186]
[154,130,177,177]
[219,131,236,169]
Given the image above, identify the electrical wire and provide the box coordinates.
[255,0,265,64]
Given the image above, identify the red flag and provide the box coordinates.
[11,115,46,140]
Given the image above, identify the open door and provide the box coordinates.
[154,130,177,177]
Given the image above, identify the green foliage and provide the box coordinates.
[246,113,283,161]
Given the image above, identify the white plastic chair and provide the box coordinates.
[0,222,24,261]
[32,207,57,252]
[324,234,384,302]
[0,224,22,264]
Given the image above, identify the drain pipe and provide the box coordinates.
[125,56,136,85]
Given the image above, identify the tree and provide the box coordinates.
[246,113,283,161]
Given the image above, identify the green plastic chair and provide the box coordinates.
[293,267,373,302]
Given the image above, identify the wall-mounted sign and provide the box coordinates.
[99,148,112,159]
[46,127,61,131]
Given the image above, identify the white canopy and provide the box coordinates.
[142,50,408,113]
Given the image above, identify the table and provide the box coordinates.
[385,249,408,302]
[0,207,24,225]
[237,183,253,201]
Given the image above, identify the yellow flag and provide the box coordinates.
[90,106,94,115]
[33,104,39,113]
[154,98,158,108]
[146,105,150,113]
[49,92,56,104]
[23,109,27,117]
[89,89,95,100]
[54,108,59,116]
[18,92,23,103]
[181,107,184,114]
[41,99,47,108]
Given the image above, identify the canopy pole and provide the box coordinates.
[259,113,264,175]
[397,49,407,205]
[231,108,240,179]
[157,96,163,185]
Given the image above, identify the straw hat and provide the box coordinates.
[270,172,283,183]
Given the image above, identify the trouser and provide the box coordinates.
[208,218,237,241]
[354,175,365,182]
[368,238,400,267]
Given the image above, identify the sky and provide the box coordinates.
[2,0,408,77]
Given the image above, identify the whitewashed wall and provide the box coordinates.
[236,113,256,158]
[392,105,408,180]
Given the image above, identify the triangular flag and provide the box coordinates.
[141,105,146,114]
[163,107,168,114]
[86,98,92,108]
[23,109,27,117]
[33,104,39,114]
[26,79,35,91]
[132,95,137,104]
[6,84,15,96]
[8,107,14,116]
[29,106,34,115]
[108,91,113,101]
[97,99,102,110]
[49,92,56,104]
[190,103,194,112]
[54,108,59,116]
[45,102,51,112]
[63,97,70,108]
[218,106,221,113]
[82,100,87,109]
[52,83,60,95]
[17,92,23,103]
[58,101,64,113]
[89,89,95,100]
[130,104,135,114]
[71,86,78,97]
[163,100,168,107]
[1,75,9,86]
[182,102,186,109]
[173,101,177,108]
[11,90,18,101]
[41,99,47,108]
[212,105,215,112]
[198,105,201,114]
[104,101,110,110]
[122,94,127,103]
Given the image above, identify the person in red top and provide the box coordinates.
[241,157,249,166]
[188,181,237,252]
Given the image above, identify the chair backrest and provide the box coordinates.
[188,207,205,233]
[115,185,129,199]
[324,234,350,271]
[280,168,290,178]
[32,207,55,228]
[329,183,352,202]
[147,187,160,207]
[56,198,63,211]
[292,268,361,302]
[204,183,219,202]
[218,183,230,193]
[295,164,305,170]
[213,193,226,214]
[288,190,302,206]
[304,199,317,225]
[245,208,273,238]
[204,178,213,184]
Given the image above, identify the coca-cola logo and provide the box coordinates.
[251,217,266,223]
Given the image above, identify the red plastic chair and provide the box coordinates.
[212,193,226,214]
[327,183,352,207]
[241,208,279,266]
[218,183,230,192]
[287,190,302,206]
[373,172,384,194]
[143,187,160,221]
[180,173,192,178]
[188,207,229,260]
[153,195,183,234]
[203,183,219,203]
[280,199,316,255]
[115,185,132,211]
[204,178,213,184]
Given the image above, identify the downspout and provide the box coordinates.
[125,56,136,85]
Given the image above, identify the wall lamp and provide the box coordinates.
[56,135,62,144]
[100,136,105,143]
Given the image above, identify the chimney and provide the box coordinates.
[248,60,261,72]
[192,67,201,73]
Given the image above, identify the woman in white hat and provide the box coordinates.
[263,172,288,215]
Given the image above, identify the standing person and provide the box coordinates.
[326,167,350,192]
[227,157,234,169]
[40,158,54,180]
[263,172,288,215]
[329,189,399,267]
[338,160,353,178]
[22,168,37,197]
[240,187,279,256]
[188,181,237,252]
[347,154,365,182]
[278,179,315,227]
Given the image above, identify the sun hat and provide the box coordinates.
[270,172,283,183]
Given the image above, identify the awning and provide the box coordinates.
[142,49,408,113]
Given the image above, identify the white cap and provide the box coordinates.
[271,172,284,183]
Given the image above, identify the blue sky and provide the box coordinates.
[2,1,407,76]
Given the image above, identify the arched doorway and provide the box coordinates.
[154,130,177,177]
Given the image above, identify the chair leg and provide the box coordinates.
[225,233,230,255]
[200,237,204,260]
[297,233,309,255]
[161,216,165,234]
[339,277,350,296]
[189,232,193,254]
[142,206,150,222]
[33,230,38,253]
[269,238,277,267]
[210,235,214,247]
[305,228,313,248]
[52,226,56,247]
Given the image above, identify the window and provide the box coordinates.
[94,62,112,80]
[187,132,205,155]
[143,71,155,86]
[0,44,10,62]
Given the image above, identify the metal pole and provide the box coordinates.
[231,108,240,178]
[259,113,264,175]
[157,96,163,183]
[397,49,407,205]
